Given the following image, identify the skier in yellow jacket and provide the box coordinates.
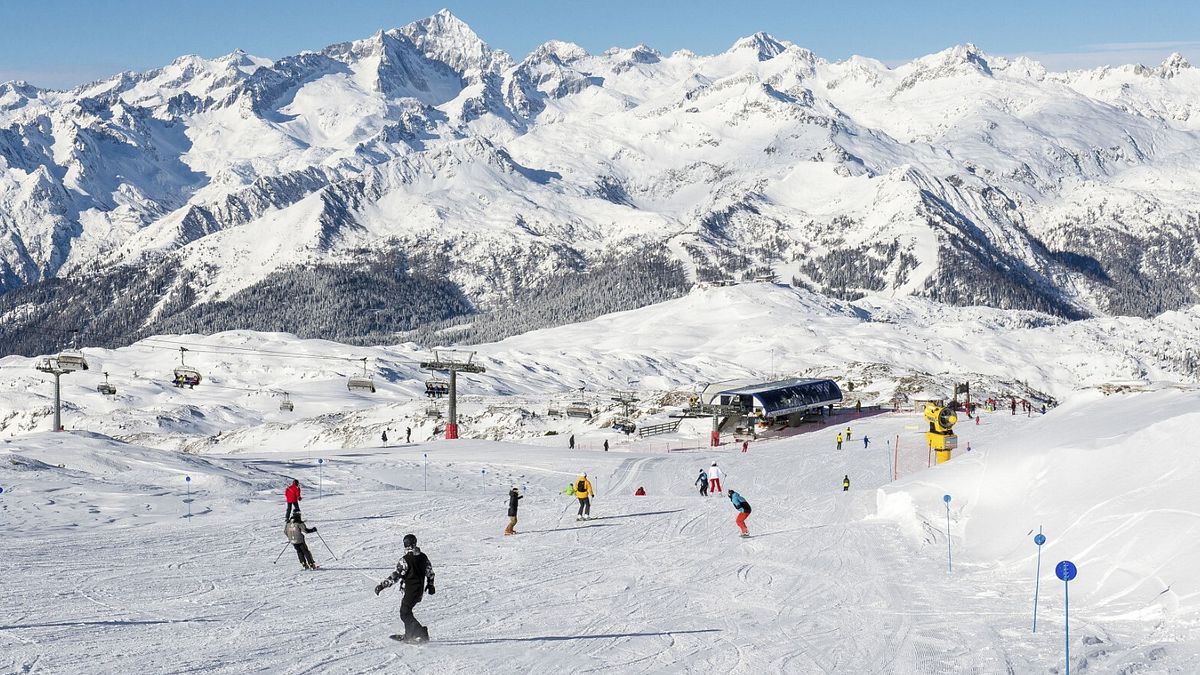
[574,473,594,521]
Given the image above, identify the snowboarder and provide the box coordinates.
[863,436,870,449]
[504,487,522,535]
[843,475,850,492]
[845,427,852,441]
[1041,403,1046,415]
[634,487,646,496]
[284,479,301,521]
[374,533,436,643]
[569,434,575,450]
[406,427,412,444]
[603,439,609,452]
[696,468,709,496]
[574,473,594,520]
[284,512,319,570]
[741,440,749,453]
[836,433,843,451]
[728,489,751,537]
[708,462,724,494]
[382,430,389,446]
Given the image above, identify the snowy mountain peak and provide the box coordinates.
[395,8,510,73]
[1159,52,1192,77]
[527,40,589,65]
[729,31,790,61]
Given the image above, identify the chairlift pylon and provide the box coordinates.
[172,347,202,388]
[348,357,376,393]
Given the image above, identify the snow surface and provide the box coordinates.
[2,389,1197,673]
[2,284,1200,672]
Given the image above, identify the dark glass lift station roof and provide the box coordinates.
[718,378,843,418]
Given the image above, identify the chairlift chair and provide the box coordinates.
[348,357,376,393]
[425,403,442,418]
[96,371,117,396]
[425,377,450,398]
[57,349,89,372]
[279,392,294,412]
[172,347,202,389]
[566,401,593,419]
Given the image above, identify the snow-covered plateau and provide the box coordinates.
[5,10,1200,355]
[2,283,1200,672]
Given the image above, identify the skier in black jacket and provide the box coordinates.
[375,533,436,643]
[504,487,522,535]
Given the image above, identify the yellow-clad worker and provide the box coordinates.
[574,473,594,521]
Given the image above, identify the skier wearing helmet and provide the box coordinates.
[375,533,436,643]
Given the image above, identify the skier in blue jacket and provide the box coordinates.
[728,489,751,537]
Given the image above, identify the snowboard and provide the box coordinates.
[390,629,430,644]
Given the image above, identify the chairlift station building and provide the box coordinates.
[702,377,843,421]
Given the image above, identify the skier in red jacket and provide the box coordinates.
[285,479,301,521]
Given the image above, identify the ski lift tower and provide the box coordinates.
[611,390,640,419]
[35,355,81,432]
[419,350,486,440]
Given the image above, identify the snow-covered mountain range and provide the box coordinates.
[4,10,1200,354]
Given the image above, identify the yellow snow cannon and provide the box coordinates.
[924,403,958,465]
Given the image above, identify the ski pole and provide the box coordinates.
[315,530,339,561]
[273,542,290,564]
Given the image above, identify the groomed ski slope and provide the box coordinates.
[3,388,1198,674]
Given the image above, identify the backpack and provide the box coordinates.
[576,479,587,493]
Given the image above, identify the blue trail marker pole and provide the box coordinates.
[1056,560,1077,675]
[943,494,952,573]
[423,453,428,492]
[185,476,192,517]
[317,458,324,499]
[1033,529,1046,632]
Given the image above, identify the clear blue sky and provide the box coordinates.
[3,0,1199,88]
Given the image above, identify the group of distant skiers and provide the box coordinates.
[834,426,870,450]
[380,427,413,447]
[276,444,860,641]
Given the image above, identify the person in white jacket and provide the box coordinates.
[708,462,725,494]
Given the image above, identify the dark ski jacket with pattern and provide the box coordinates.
[379,547,435,596]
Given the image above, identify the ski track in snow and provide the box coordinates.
[3,398,1200,673]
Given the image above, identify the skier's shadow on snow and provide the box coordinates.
[0,618,221,630]
[316,514,401,523]
[589,509,685,520]
[437,628,720,645]
[524,523,618,534]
